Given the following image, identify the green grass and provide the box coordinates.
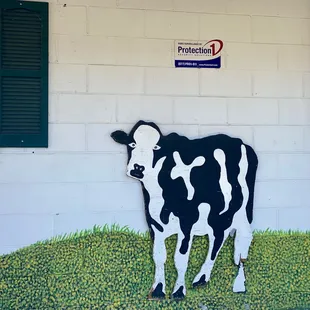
[1,225,310,310]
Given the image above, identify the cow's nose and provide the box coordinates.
[129,163,145,179]
[133,164,145,172]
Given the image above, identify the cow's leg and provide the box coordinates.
[193,230,229,288]
[148,229,167,299]
[232,223,253,293]
[171,232,193,300]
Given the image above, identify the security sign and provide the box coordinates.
[175,40,223,68]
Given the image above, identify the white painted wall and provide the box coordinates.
[1,0,310,255]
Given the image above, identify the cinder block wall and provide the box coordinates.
[1,0,309,254]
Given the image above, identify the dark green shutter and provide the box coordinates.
[0,0,48,147]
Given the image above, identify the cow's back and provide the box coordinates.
[157,133,258,231]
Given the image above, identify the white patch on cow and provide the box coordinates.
[214,149,232,215]
[233,262,246,292]
[237,145,249,206]
[171,152,205,200]
[134,124,160,147]
[143,156,166,226]
[151,213,181,293]
[193,228,231,285]
[230,145,252,264]
[227,145,252,292]
[191,203,212,236]
[151,224,167,293]
[172,229,189,296]
[127,125,161,179]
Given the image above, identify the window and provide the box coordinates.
[0,0,48,147]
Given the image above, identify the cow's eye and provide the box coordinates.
[153,145,161,151]
[128,142,136,148]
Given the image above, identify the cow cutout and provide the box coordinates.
[111,120,258,300]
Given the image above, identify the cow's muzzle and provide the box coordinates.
[129,164,145,179]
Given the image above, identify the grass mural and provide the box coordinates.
[1,225,310,309]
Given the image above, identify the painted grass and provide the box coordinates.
[1,225,310,310]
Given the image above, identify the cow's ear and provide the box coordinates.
[111,130,129,145]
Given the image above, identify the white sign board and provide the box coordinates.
[175,40,223,68]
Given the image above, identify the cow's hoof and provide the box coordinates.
[171,286,185,300]
[148,283,165,300]
[193,274,207,288]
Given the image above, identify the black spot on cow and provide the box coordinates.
[149,282,165,299]
[171,285,185,300]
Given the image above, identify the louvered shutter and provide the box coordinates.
[0,1,48,147]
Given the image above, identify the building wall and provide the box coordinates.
[1,0,310,254]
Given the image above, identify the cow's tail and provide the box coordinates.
[244,144,258,224]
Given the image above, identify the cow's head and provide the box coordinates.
[111,120,166,181]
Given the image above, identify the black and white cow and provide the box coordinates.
[111,120,258,300]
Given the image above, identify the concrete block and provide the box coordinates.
[200,14,251,42]
[277,0,310,18]
[174,0,226,13]
[88,66,144,94]
[278,208,310,231]
[0,154,121,183]
[0,246,20,256]
[56,94,117,123]
[174,97,227,125]
[304,73,310,97]
[253,71,303,98]
[85,182,143,212]
[0,215,53,246]
[278,154,310,179]
[252,16,303,44]
[53,212,115,236]
[58,0,116,6]
[279,99,309,125]
[88,7,144,37]
[145,68,199,96]
[278,45,310,71]
[0,183,86,214]
[87,123,131,152]
[110,38,173,67]
[30,0,58,3]
[49,124,86,152]
[304,127,310,151]
[160,124,200,139]
[252,208,278,231]
[254,126,303,152]
[50,64,87,93]
[58,35,173,67]
[57,35,112,65]
[51,5,86,35]
[225,0,278,16]
[145,11,199,40]
[50,35,57,63]
[302,19,310,45]
[227,98,278,125]
[111,210,149,233]
[118,0,173,10]
[226,43,277,70]
[49,94,58,124]
[199,125,253,145]
[255,180,310,208]
[200,70,251,97]
[117,95,174,124]
[113,154,136,182]
[256,153,278,181]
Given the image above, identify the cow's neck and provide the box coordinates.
[141,160,166,226]
[142,156,166,199]
[142,176,163,198]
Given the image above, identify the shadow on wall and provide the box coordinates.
[1,225,310,310]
